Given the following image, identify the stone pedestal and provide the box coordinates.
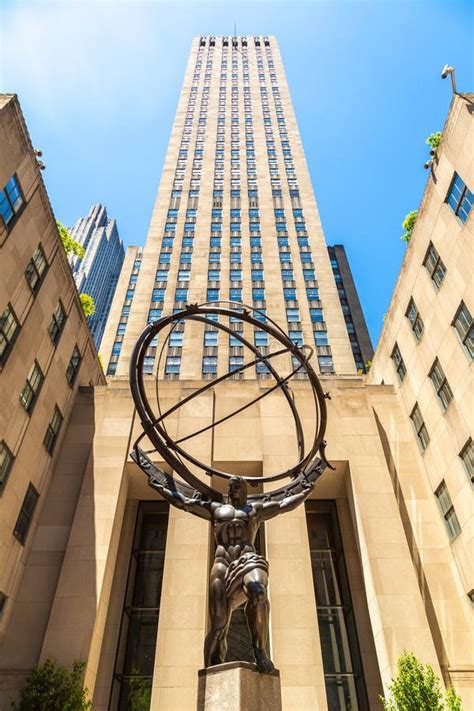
[197,662,282,711]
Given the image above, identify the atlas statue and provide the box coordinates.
[130,302,331,674]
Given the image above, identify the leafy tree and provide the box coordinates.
[381,652,464,711]
[79,293,95,317]
[12,659,91,711]
[57,221,85,259]
[426,132,442,150]
[445,686,463,711]
[401,210,418,242]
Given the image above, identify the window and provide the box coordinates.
[406,299,424,341]
[169,331,183,348]
[281,269,294,281]
[230,288,242,302]
[230,270,242,281]
[310,308,324,323]
[459,439,474,484]
[125,289,134,300]
[112,342,122,356]
[156,269,168,280]
[43,406,63,455]
[306,287,320,300]
[303,269,316,281]
[13,483,39,545]
[0,303,20,364]
[252,270,264,281]
[229,356,244,372]
[254,331,268,347]
[446,172,473,223]
[148,308,162,322]
[0,440,14,494]
[25,245,48,293]
[391,343,406,382]
[252,288,265,301]
[283,288,296,301]
[0,174,23,225]
[429,359,453,411]
[452,302,473,359]
[318,356,334,373]
[410,403,430,450]
[48,301,66,345]
[207,289,219,302]
[202,356,217,374]
[314,331,329,347]
[165,356,181,374]
[20,361,44,414]
[204,331,218,347]
[178,270,190,281]
[435,481,461,540]
[66,346,82,386]
[290,331,303,346]
[175,288,188,302]
[423,243,446,288]
[208,269,220,281]
[117,323,126,336]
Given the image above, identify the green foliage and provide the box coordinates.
[381,652,464,711]
[445,686,464,711]
[401,210,418,243]
[426,132,442,150]
[365,360,372,372]
[97,352,104,370]
[12,659,91,711]
[57,221,85,259]
[79,293,95,317]
[127,671,151,711]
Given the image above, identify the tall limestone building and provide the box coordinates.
[0,36,472,711]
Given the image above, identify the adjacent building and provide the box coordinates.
[0,94,105,694]
[368,91,473,639]
[70,203,125,348]
[328,244,374,373]
[0,39,472,711]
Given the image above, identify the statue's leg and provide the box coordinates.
[204,562,230,667]
[243,569,275,674]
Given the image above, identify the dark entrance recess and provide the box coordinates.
[306,500,369,710]
[109,502,169,710]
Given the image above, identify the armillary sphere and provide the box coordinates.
[130,301,332,504]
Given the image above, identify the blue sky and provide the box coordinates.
[1,0,472,346]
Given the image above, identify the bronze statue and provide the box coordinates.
[145,470,317,673]
[130,303,331,674]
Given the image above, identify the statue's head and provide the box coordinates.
[228,476,248,507]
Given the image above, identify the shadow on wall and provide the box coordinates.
[372,407,450,679]
[0,387,98,706]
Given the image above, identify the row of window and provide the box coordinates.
[403,299,473,358]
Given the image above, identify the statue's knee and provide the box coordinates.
[247,581,267,604]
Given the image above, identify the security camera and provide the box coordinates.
[34,148,43,157]
[37,161,46,170]
[424,159,434,170]
[430,149,437,157]
[441,64,453,79]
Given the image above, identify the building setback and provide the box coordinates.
[0,39,472,711]
[0,94,105,696]
[70,203,125,348]
[327,245,374,373]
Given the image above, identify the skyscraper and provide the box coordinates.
[327,245,374,373]
[101,34,356,379]
[71,203,124,348]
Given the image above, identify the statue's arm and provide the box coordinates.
[150,480,214,520]
[260,481,314,520]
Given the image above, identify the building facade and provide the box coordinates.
[327,245,374,373]
[0,39,472,711]
[70,203,125,348]
[368,91,473,685]
[0,94,105,695]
